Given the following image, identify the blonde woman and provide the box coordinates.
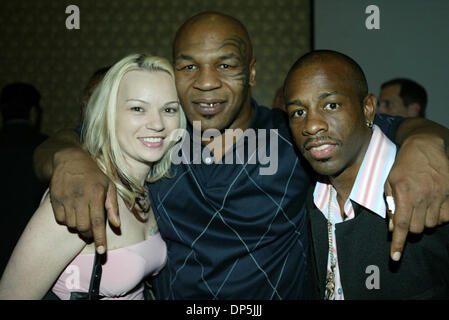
[0,53,186,299]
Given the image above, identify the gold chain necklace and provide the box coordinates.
[324,186,336,300]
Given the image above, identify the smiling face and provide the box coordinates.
[285,60,375,179]
[116,70,180,175]
[173,14,256,132]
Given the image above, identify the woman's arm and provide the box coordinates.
[32,129,120,252]
[0,191,87,299]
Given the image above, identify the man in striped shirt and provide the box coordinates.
[284,50,449,299]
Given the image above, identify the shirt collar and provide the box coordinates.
[314,125,397,219]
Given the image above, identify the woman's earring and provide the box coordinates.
[366,120,373,128]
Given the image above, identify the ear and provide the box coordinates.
[248,57,256,87]
[406,103,421,117]
[362,94,376,123]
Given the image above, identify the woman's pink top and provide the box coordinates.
[51,232,167,300]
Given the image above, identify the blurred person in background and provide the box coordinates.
[377,78,427,118]
[272,86,286,112]
[0,82,48,275]
[80,66,111,120]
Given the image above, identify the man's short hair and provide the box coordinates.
[284,50,368,105]
[381,78,427,117]
[0,82,40,122]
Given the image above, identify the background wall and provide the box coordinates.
[0,0,311,135]
[314,0,449,127]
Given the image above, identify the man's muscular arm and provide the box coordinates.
[33,130,120,253]
[33,129,81,183]
[387,117,449,261]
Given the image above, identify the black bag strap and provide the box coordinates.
[87,251,103,299]
[45,250,104,300]
[45,211,106,300]
[68,250,104,300]
[86,211,107,299]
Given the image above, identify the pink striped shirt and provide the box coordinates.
[313,125,397,300]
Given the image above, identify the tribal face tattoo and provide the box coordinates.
[173,18,256,132]
[218,36,252,88]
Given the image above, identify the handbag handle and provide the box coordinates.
[87,251,103,299]
[69,251,104,300]
[70,212,106,300]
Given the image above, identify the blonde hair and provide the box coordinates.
[81,53,186,211]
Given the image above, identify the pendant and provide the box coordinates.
[324,263,336,300]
